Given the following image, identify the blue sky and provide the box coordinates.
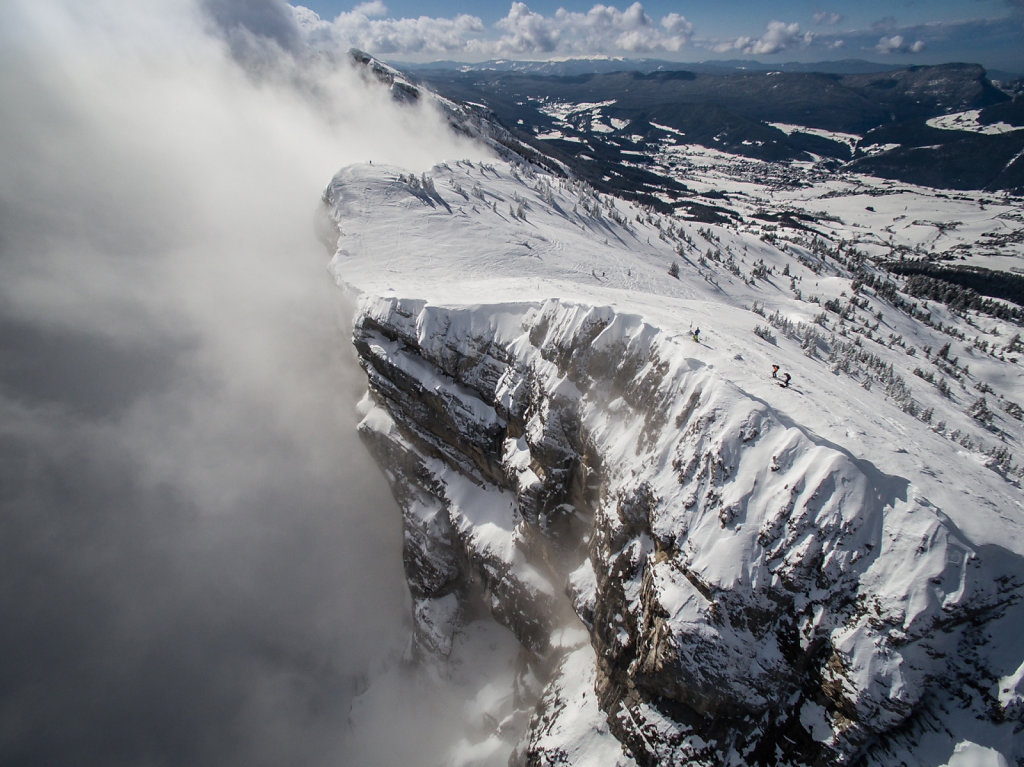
[288,0,1024,71]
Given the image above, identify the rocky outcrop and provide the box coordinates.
[350,295,1023,766]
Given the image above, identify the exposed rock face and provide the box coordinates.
[351,295,1023,765]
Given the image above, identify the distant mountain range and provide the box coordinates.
[398,60,1024,198]
[400,56,1023,83]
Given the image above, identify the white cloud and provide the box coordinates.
[279,2,1022,68]
[876,34,925,54]
[712,35,747,54]
[661,12,692,36]
[303,7,487,56]
[813,11,843,26]
[0,1,489,764]
[717,20,812,56]
[497,2,560,53]
[353,0,387,18]
[498,2,694,55]
[291,2,693,59]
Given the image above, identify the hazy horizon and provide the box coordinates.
[291,0,1024,73]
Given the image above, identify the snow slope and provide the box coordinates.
[324,158,1024,765]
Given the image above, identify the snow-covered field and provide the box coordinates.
[531,97,618,123]
[325,157,1024,765]
[927,109,1022,136]
[651,140,1024,273]
[768,121,862,150]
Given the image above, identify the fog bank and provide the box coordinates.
[0,1,483,764]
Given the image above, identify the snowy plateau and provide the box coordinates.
[325,60,1024,767]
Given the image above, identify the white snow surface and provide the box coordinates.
[768,121,861,149]
[647,140,1024,274]
[939,741,1011,767]
[326,158,1024,765]
[327,159,1022,549]
[534,98,617,122]
[926,110,1021,136]
[519,645,637,766]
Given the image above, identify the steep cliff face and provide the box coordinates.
[350,295,1022,765]
[324,159,1024,766]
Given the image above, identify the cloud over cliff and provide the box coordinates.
[0,1,477,764]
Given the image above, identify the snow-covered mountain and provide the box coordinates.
[326,57,1024,767]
